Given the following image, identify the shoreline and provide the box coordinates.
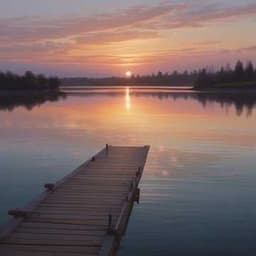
[1,87,256,95]
[192,88,256,93]
[0,90,65,97]
[61,85,256,94]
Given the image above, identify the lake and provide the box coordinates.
[0,87,256,255]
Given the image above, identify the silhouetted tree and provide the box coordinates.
[157,71,163,78]
[245,61,254,81]
[234,60,244,81]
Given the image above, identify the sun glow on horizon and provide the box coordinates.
[125,71,132,78]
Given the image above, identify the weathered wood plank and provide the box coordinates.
[28,214,117,221]
[0,244,99,254]
[0,249,98,256]
[3,239,101,247]
[20,222,107,231]
[25,218,112,226]
[7,233,103,242]
[16,228,104,236]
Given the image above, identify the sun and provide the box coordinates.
[125,71,132,78]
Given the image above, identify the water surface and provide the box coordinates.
[0,87,256,255]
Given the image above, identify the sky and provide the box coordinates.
[0,0,256,77]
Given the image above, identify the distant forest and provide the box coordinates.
[62,60,256,88]
[61,71,197,87]
[1,61,256,90]
[0,71,61,90]
[128,70,197,86]
[195,61,256,89]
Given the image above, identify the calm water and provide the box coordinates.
[1,87,256,255]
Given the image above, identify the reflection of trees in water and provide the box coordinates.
[192,93,256,117]
[0,92,66,112]
[145,92,256,117]
[67,90,256,117]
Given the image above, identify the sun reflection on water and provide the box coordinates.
[125,87,131,111]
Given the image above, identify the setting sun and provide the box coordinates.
[125,71,132,78]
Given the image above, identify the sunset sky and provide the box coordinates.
[0,0,256,77]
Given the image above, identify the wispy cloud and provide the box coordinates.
[1,1,255,43]
[76,30,160,45]
[143,1,256,29]
[0,1,256,74]
[0,3,181,42]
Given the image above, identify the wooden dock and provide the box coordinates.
[0,145,150,256]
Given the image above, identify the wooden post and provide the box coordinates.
[129,180,133,191]
[135,188,140,204]
[136,167,141,177]
[133,177,136,189]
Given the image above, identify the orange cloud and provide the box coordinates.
[76,30,160,45]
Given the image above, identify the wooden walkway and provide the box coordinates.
[0,145,150,256]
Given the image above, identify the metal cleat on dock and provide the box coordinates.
[44,183,55,191]
[8,209,30,218]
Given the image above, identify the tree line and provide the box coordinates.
[128,71,197,85]
[62,60,256,88]
[195,61,256,88]
[129,60,256,88]
[62,71,198,86]
[0,71,61,90]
